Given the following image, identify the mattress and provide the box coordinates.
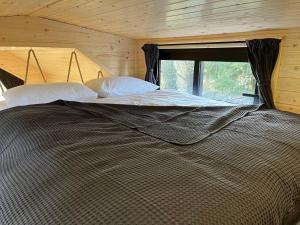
[1,100,300,225]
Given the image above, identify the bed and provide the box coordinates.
[0,84,300,225]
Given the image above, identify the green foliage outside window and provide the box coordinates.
[202,61,256,104]
[160,60,256,104]
[160,60,194,94]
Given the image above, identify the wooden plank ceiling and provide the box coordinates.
[0,0,300,39]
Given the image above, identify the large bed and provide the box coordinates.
[0,87,300,225]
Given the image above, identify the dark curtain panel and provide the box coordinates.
[246,39,281,108]
[0,68,24,89]
[142,44,159,85]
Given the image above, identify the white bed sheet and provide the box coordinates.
[82,90,234,107]
[0,90,233,111]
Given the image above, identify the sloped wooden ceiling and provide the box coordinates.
[0,15,136,78]
[0,0,300,39]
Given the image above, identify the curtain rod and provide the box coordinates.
[157,41,245,46]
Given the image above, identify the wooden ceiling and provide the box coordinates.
[0,0,300,39]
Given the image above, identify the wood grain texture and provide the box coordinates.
[0,47,111,84]
[136,28,300,114]
[0,0,58,16]
[0,0,299,39]
[0,50,47,84]
[0,16,136,79]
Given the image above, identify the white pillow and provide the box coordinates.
[85,76,159,97]
[3,82,97,107]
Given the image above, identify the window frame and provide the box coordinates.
[158,47,259,104]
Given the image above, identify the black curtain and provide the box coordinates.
[142,44,159,85]
[0,68,24,90]
[246,39,281,108]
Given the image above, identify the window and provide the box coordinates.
[201,61,256,104]
[160,60,194,94]
[159,45,259,105]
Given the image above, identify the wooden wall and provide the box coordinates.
[0,47,109,84]
[0,16,136,81]
[0,50,46,84]
[136,28,300,114]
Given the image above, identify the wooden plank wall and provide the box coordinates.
[0,47,108,84]
[136,28,300,114]
[0,16,136,81]
[0,51,46,84]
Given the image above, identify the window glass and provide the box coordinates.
[201,61,256,104]
[160,60,194,94]
[158,47,258,105]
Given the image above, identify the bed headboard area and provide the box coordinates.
[0,47,110,84]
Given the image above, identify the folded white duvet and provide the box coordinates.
[0,90,233,111]
[82,90,234,107]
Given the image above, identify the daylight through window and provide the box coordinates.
[159,46,259,105]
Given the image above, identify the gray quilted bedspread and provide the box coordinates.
[0,100,300,225]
